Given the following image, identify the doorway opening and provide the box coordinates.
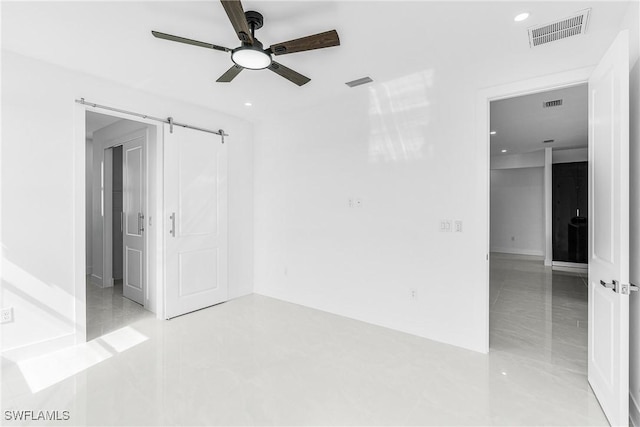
[488,84,590,363]
[479,33,630,424]
[85,111,156,340]
[111,145,124,289]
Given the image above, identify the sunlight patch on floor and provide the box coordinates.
[16,326,148,393]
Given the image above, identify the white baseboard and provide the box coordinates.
[631,392,640,427]
[552,261,588,274]
[490,247,545,257]
[552,261,588,268]
[89,274,103,287]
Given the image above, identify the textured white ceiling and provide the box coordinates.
[1,1,631,121]
[490,84,588,157]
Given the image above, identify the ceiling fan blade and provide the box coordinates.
[268,62,310,86]
[220,0,253,44]
[216,65,243,82]
[152,31,230,52]
[269,30,340,56]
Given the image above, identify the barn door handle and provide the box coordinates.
[170,213,176,237]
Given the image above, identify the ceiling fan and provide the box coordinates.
[152,0,340,86]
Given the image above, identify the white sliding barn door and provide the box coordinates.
[122,132,146,305]
[164,125,228,319]
[587,31,630,427]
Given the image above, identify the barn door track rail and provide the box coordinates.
[76,98,228,143]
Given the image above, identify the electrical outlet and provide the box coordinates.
[454,220,463,232]
[1,307,13,324]
[410,289,418,300]
[348,197,363,208]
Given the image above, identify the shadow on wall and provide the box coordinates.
[1,257,77,332]
[368,69,435,163]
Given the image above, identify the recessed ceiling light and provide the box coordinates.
[514,12,530,22]
[490,131,497,135]
[501,149,507,153]
[244,102,252,107]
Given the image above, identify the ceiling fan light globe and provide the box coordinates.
[231,47,272,70]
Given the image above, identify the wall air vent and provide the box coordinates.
[345,76,373,88]
[528,9,591,48]
[543,99,563,108]
[543,139,555,144]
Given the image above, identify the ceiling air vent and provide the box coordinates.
[345,76,373,88]
[543,99,563,108]
[528,9,591,48]
[543,139,555,144]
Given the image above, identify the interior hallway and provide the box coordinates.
[1,256,606,426]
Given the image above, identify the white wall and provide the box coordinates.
[490,168,545,256]
[254,73,490,352]
[626,0,640,424]
[491,150,544,170]
[252,17,633,353]
[552,147,588,164]
[0,51,254,352]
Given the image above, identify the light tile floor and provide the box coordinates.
[1,254,607,425]
[85,279,153,341]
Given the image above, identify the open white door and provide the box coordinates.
[122,131,146,305]
[588,30,630,426]
[164,125,228,319]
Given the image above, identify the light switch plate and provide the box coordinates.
[440,220,452,232]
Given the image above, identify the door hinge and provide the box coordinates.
[138,212,145,234]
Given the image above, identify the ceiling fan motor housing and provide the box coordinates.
[244,11,264,31]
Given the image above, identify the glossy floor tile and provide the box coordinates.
[86,278,153,341]
[1,256,606,425]
[490,253,590,374]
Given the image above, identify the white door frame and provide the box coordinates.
[74,104,164,344]
[476,66,594,353]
